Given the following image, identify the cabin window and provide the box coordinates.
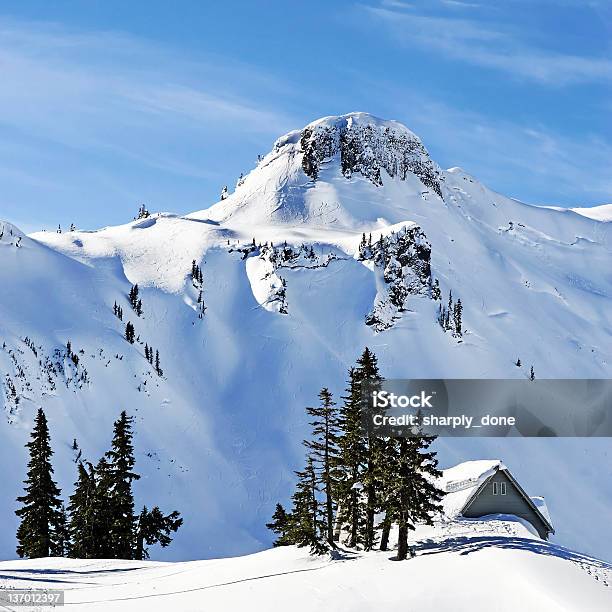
[493,482,498,495]
[500,482,507,495]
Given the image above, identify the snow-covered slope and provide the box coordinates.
[1,113,612,564]
[572,204,612,222]
[1,528,611,611]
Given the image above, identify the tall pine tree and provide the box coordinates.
[336,367,368,548]
[15,408,65,558]
[266,503,293,547]
[134,506,183,560]
[354,348,384,550]
[287,456,327,554]
[105,411,140,559]
[67,462,98,558]
[304,388,341,547]
[379,422,445,560]
[91,458,115,558]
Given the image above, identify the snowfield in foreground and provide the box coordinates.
[1,519,611,611]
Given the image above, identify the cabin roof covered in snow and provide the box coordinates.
[439,460,554,533]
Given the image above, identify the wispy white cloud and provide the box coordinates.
[349,76,612,205]
[0,17,302,228]
[364,4,612,85]
[0,18,296,175]
[415,104,612,204]
[441,0,481,8]
[381,0,414,9]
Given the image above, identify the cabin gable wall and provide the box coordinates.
[462,471,550,539]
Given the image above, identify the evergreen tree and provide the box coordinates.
[105,412,140,559]
[68,463,98,559]
[51,503,70,557]
[265,503,293,547]
[15,408,65,558]
[379,427,445,560]
[155,350,162,376]
[336,367,367,548]
[128,284,139,310]
[304,388,341,547]
[135,506,183,560]
[355,348,384,550]
[377,436,399,552]
[453,299,463,337]
[445,290,453,331]
[125,322,135,344]
[90,458,115,558]
[358,233,368,260]
[530,365,535,381]
[431,278,441,301]
[437,303,445,329]
[137,204,150,219]
[288,456,327,554]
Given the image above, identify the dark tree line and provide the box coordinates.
[125,321,136,344]
[144,344,163,376]
[191,261,206,318]
[113,301,124,321]
[267,348,445,560]
[129,285,143,316]
[437,290,463,337]
[124,322,163,376]
[66,340,79,367]
[191,260,203,286]
[15,409,182,560]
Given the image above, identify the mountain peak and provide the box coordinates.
[202,112,444,227]
[296,112,443,196]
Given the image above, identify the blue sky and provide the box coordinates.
[0,0,610,232]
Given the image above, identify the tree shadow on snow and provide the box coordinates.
[0,566,148,579]
[415,536,612,570]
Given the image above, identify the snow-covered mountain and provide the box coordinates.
[1,112,611,565]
